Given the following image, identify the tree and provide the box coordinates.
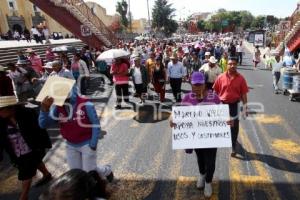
[109,19,123,33]
[116,0,128,29]
[152,0,178,36]
[197,20,206,31]
[251,15,266,29]
[240,11,254,30]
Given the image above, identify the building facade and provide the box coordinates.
[0,0,72,35]
[85,1,119,27]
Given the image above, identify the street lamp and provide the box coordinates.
[128,0,132,33]
[147,0,151,33]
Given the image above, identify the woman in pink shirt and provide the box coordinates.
[45,47,56,62]
[110,58,129,109]
[26,48,43,75]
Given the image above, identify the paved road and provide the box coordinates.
[1,43,300,200]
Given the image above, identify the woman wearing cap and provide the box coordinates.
[170,72,222,198]
[0,95,52,200]
[152,56,166,102]
[130,55,148,104]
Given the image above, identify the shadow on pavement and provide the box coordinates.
[133,103,171,123]
[1,178,299,200]
[234,142,300,173]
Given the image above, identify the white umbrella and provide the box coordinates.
[52,45,76,53]
[134,36,144,41]
[96,49,130,61]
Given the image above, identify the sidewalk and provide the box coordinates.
[0,38,82,49]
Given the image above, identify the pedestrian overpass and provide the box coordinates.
[29,0,118,48]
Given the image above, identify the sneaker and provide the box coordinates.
[196,174,205,189]
[34,173,52,187]
[204,182,212,198]
[106,171,114,183]
[231,149,237,157]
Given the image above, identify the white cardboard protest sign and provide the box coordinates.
[172,104,232,149]
[36,76,75,106]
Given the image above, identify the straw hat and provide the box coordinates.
[170,52,178,59]
[25,48,35,53]
[205,52,211,56]
[43,62,53,69]
[209,56,218,64]
[0,96,20,108]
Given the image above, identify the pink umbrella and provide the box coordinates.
[195,43,201,49]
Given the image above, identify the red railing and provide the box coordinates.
[52,0,117,46]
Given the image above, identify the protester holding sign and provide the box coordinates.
[213,56,249,156]
[171,72,223,198]
[38,87,114,183]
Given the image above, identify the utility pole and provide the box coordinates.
[128,0,132,33]
[147,0,151,33]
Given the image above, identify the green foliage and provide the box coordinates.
[152,0,178,36]
[116,0,129,28]
[197,20,206,31]
[251,15,266,29]
[200,9,278,32]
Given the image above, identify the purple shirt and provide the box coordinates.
[181,90,221,106]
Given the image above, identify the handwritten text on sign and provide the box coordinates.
[172,104,232,149]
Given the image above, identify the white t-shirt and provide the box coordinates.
[43,28,49,36]
[133,67,143,84]
[31,28,39,35]
[272,61,283,73]
[237,45,243,53]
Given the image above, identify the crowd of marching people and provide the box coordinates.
[1,32,300,199]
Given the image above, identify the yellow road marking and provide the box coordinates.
[230,139,247,200]
[175,176,219,200]
[255,114,283,124]
[108,172,156,200]
[0,172,19,194]
[239,126,281,200]
[271,139,300,155]
[255,121,300,197]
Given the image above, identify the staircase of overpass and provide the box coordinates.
[275,4,300,53]
[29,0,118,48]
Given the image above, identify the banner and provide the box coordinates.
[172,104,232,149]
[254,34,264,46]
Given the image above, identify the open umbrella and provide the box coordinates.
[52,45,76,53]
[96,49,130,61]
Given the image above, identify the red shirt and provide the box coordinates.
[213,72,248,103]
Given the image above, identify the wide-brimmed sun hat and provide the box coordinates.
[205,52,211,56]
[0,96,22,108]
[170,52,178,59]
[25,48,35,53]
[209,56,218,64]
[43,62,53,69]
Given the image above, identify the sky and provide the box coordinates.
[87,0,299,20]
